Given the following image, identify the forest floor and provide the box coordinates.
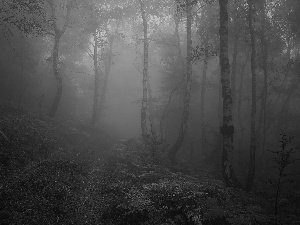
[0,102,299,225]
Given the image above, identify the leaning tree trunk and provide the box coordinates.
[90,31,100,126]
[245,0,257,192]
[168,1,192,163]
[49,35,63,117]
[139,0,149,140]
[219,0,242,188]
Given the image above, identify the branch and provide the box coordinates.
[0,129,10,143]
[82,46,94,58]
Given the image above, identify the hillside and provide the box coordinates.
[0,102,299,225]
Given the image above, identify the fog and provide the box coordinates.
[105,48,141,138]
[1,0,300,222]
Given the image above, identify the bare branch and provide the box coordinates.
[0,129,10,143]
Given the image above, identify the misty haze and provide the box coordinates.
[0,0,300,224]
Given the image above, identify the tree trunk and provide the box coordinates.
[49,35,62,117]
[219,0,242,188]
[200,48,208,155]
[139,0,149,140]
[90,31,100,126]
[48,0,72,118]
[257,0,268,180]
[245,0,257,192]
[160,88,177,142]
[99,28,114,122]
[174,14,185,69]
[147,75,156,137]
[168,1,192,163]
[231,18,239,115]
[237,54,250,176]
[98,66,109,121]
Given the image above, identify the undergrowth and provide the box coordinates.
[1,102,299,224]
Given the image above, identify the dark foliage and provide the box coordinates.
[1,103,299,224]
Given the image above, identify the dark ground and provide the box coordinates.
[0,102,299,225]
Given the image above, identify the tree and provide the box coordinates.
[219,0,242,188]
[194,3,219,156]
[47,0,78,117]
[90,29,102,126]
[139,0,150,140]
[256,0,268,180]
[98,21,118,123]
[83,2,109,126]
[245,0,257,192]
[168,0,193,163]
[155,30,184,143]
[3,0,79,117]
[80,1,125,126]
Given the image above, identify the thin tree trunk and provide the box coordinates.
[48,1,72,117]
[98,66,109,120]
[160,88,177,142]
[245,0,257,192]
[276,52,300,128]
[237,54,250,176]
[98,27,114,121]
[263,53,292,131]
[168,1,192,163]
[139,0,149,139]
[231,24,239,115]
[200,48,208,155]
[90,31,100,126]
[257,0,268,179]
[219,0,242,188]
[49,35,63,117]
[147,76,156,137]
[174,14,185,70]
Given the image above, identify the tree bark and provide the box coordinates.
[245,0,257,192]
[168,1,192,163]
[219,0,242,188]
